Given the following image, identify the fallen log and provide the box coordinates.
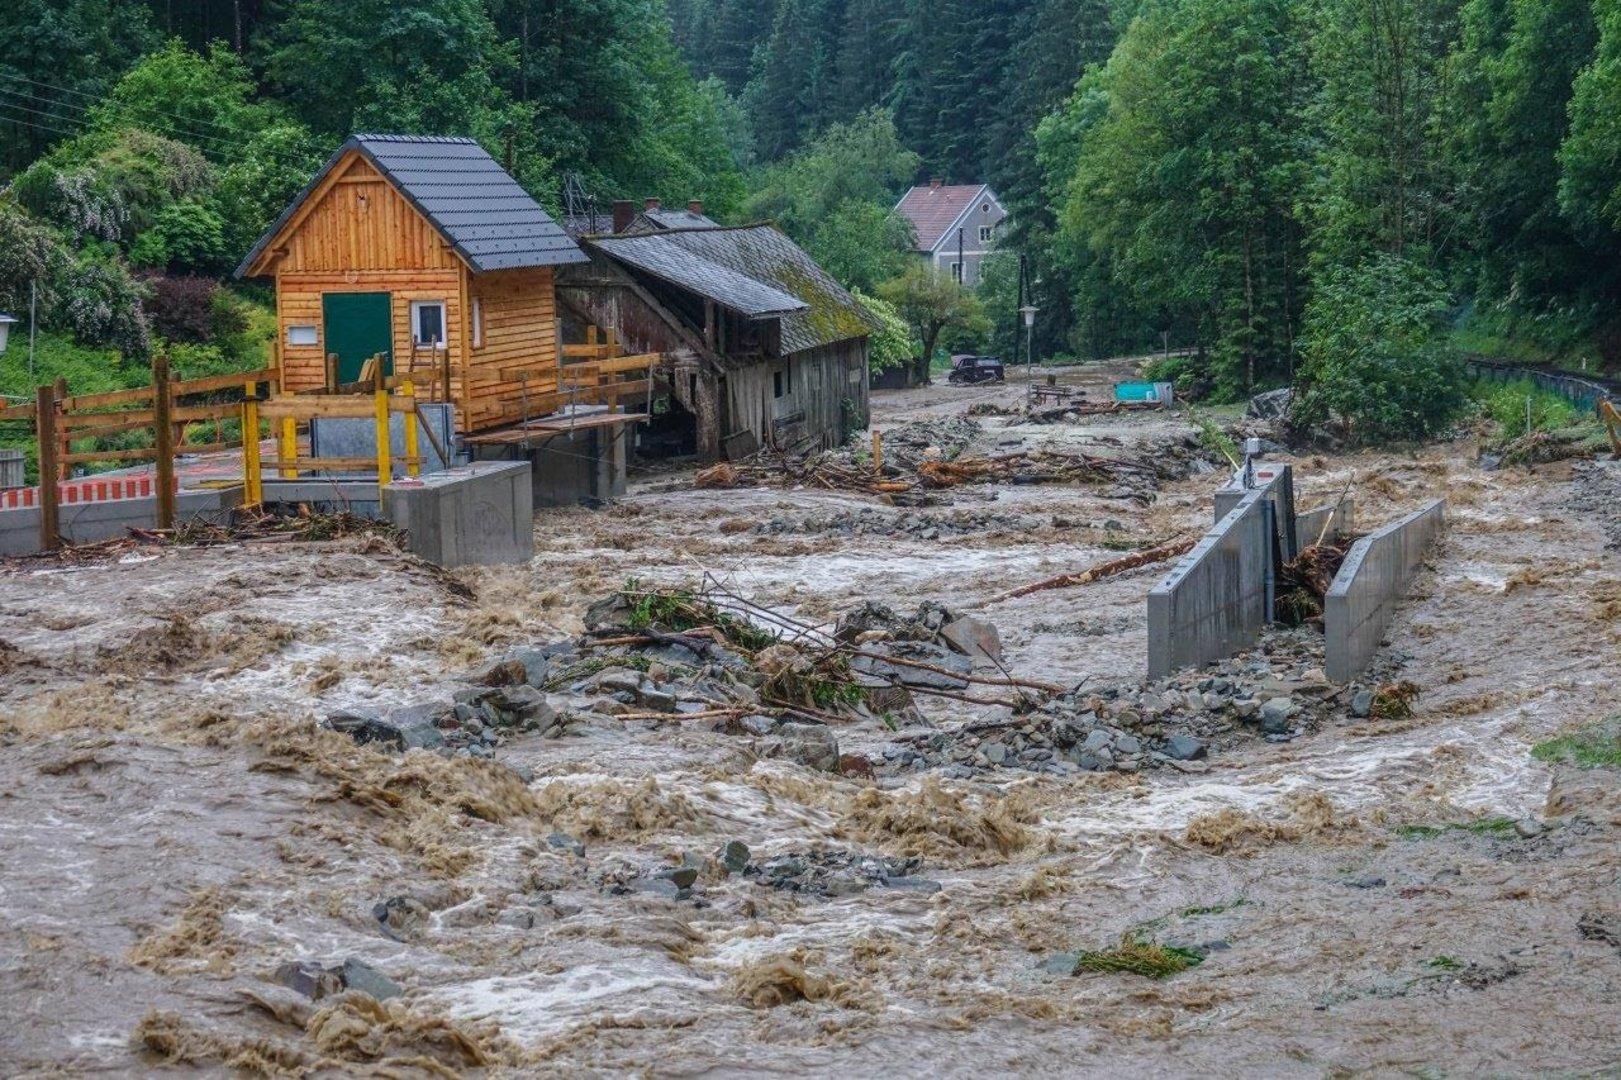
[988,535,1198,603]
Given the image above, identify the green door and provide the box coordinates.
[322,293,394,383]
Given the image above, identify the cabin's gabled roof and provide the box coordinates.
[236,134,586,278]
[588,224,878,353]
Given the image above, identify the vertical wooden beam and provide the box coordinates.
[872,430,883,476]
[457,262,472,427]
[279,418,297,478]
[402,380,420,477]
[241,379,262,508]
[152,354,176,530]
[52,376,68,481]
[373,359,391,493]
[35,384,59,551]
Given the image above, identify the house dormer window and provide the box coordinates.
[411,300,447,348]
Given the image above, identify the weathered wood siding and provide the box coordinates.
[466,267,560,431]
[269,155,459,274]
[725,340,870,453]
[275,269,465,399]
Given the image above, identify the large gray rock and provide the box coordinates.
[328,704,445,751]
[1246,387,1294,421]
[939,614,1004,667]
[851,641,971,691]
[763,722,841,772]
[338,958,403,1001]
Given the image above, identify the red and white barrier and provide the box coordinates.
[0,473,174,512]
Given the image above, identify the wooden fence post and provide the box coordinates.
[373,360,391,493]
[241,378,262,507]
[152,354,176,531]
[35,384,59,551]
[402,380,420,477]
[52,376,68,481]
[279,418,297,479]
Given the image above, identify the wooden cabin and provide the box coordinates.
[235,134,600,435]
[559,222,876,460]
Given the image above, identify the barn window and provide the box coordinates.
[774,363,794,399]
[411,300,447,348]
[286,325,318,346]
[951,262,963,283]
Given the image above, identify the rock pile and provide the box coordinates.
[754,507,1040,540]
[870,628,1380,778]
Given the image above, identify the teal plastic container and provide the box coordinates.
[1114,381,1174,403]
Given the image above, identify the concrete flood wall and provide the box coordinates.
[473,425,628,508]
[1148,475,1284,678]
[1324,499,1445,683]
[383,461,533,568]
[1295,497,1355,546]
[0,487,243,557]
[310,403,457,475]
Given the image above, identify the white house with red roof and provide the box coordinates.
[894,180,1008,286]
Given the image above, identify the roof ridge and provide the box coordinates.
[352,133,479,144]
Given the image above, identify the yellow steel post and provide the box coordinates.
[279,417,297,479]
[402,380,420,477]
[241,385,262,508]
[373,364,391,493]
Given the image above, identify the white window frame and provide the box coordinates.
[951,261,963,283]
[286,324,318,347]
[979,225,993,243]
[471,298,484,349]
[410,299,448,349]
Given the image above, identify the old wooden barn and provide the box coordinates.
[559,221,876,460]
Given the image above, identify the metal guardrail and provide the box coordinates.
[1463,356,1619,415]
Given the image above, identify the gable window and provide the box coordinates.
[979,225,994,243]
[411,300,447,349]
[981,203,991,213]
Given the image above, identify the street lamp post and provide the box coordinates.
[1019,303,1038,378]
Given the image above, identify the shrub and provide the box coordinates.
[1142,352,1215,401]
[1471,378,1582,439]
[852,288,917,374]
[129,198,230,273]
[1294,254,1465,444]
[141,274,218,343]
[53,252,151,359]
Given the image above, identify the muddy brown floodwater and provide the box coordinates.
[2,361,1618,1076]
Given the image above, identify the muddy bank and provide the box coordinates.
[2,362,1618,1075]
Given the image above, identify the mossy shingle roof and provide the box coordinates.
[589,225,877,352]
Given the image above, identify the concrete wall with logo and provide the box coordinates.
[1324,499,1445,682]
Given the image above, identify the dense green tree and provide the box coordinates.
[878,262,988,383]
[743,109,918,235]
[256,0,518,139]
[0,0,159,173]
[1294,253,1465,442]
[1050,0,1309,395]
[806,200,914,292]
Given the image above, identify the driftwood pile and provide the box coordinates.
[696,447,1157,498]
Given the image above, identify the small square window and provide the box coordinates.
[411,300,447,348]
[951,262,963,283]
[979,226,993,243]
[286,325,318,346]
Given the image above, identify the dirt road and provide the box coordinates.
[2,363,1617,1075]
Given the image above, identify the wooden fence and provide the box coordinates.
[0,355,435,552]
